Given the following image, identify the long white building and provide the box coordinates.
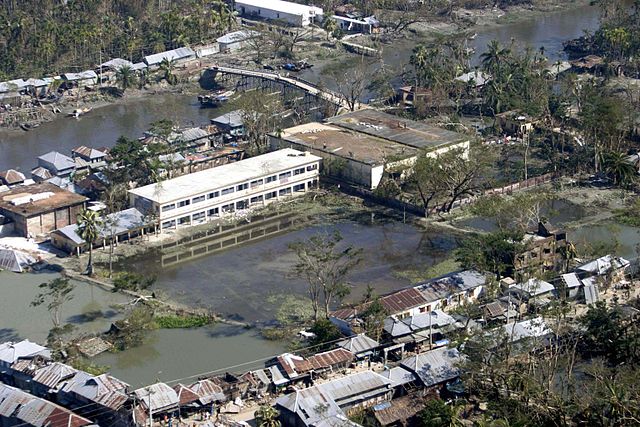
[129,149,321,232]
[234,0,324,27]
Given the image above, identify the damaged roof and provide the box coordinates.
[400,347,463,388]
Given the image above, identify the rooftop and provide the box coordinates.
[326,110,469,151]
[277,122,417,165]
[52,207,149,245]
[235,0,323,16]
[400,347,463,387]
[510,278,555,296]
[336,333,379,355]
[0,183,87,217]
[38,151,76,171]
[72,146,107,160]
[216,30,258,44]
[0,169,26,185]
[501,317,552,343]
[415,270,486,303]
[144,47,195,66]
[0,340,50,366]
[129,148,322,204]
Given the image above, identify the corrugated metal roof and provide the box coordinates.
[511,278,555,297]
[501,317,551,343]
[134,382,179,412]
[0,340,50,365]
[31,166,53,180]
[578,255,630,276]
[99,58,134,70]
[303,348,354,370]
[216,30,257,44]
[189,379,225,405]
[317,370,391,406]
[144,47,195,66]
[380,288,428,314]
[0,383,92,427]
[380,367,417,388]
[63,372,129,410]
[337,334,379,355]
[400,347,463,387]
[384,310,457,338]
[415,270,486,304]
[72,146,107,160]
[562,273,582,289]
[0,169,26,185]
[0,248,36,273]
[38,151,76,171]
[32,362,78,389]
[62,70,98,81]
[583,279,599,305]
[173,384,200,406]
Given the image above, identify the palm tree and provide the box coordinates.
[600,151,637,188]
[116,65,136,92]
[323,17,338,41]
[159,58,177,85]
[77,209,103,276]
[255,405,280,427]
[481,40,510,77]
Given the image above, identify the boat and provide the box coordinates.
[68,107,92,118]
[20,122,40,131]
[198,90,235,107]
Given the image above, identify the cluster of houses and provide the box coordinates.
[3,244,628,426]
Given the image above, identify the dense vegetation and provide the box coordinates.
[0,0,234,80]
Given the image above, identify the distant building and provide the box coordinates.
[128,149,321,233]
[454,70,492,89]
[61,70,98,88]
[399,347,464,389]
[332,15,379,34]
[216,30,258,52]
[211,110,245,137]
[144,47,196,68]
[71,146,107,166]
[234,0,324,27]
[495,110,538,137]
[271,122,418,189]
[0,182,87,238]
[515,222,568,274]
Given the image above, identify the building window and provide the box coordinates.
[178,216,191,225]
[250,179,263,188]
[293,183,305,192]
[236,183,249,191]
[279,171,292,180]
[250,195,264,205]
[162,203,176,212]
[306,164,318,171]
[193,212,206,221]
[294,167,305,175]
[208,207,219,217]
[265,191,277,200]
[236,200,249,210]
[208,191,220,199]
[266,175,277,183]
[178,199,190,208]
[162,220,176,229]
[221,203,235,213]
[221,187,234,196]
[279,187,292,197]
[192,195,206,204]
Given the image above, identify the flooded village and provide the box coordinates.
[1,0,640,426]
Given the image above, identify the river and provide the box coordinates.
[0,2,605,172]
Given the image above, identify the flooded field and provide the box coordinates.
[0,271,129,343]
[571,223,640,261]
[93,324,286,387]
[120,212,460,323]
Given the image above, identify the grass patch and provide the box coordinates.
[394,257,462,283]
[155,314,215,329]
[613,199,640,227]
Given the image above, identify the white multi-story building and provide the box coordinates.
[234,0,324,27]
[129,149,321,232]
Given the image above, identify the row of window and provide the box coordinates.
[160,181,316,229]
[161,164,319,213]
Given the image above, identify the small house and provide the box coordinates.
[37,151,76,177]
[234,0,324,27]
[216,30,258,52]
[144,47,196,68]
[399,347,464,391]
[61,70,98,89]
[71,146,107,167]
[454,70,491,89]
[133,382,179,419]
[500,317,552,347]
[0,169,26,187]
[211,110,245,137]
[332,15,379,34]
[495,110,538,137]
[576,254,630,282]
[336,333,380,359]
[505,278,555,302]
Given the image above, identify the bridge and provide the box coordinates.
[208,65,360,113]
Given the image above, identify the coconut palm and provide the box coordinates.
[116,64,136,92]
[255,405,280,427]
[481,40,511,77]
[600,151,638,188]
[77,209,103,276]
[159,58,177,85]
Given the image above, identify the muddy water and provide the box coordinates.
[121,213,459,323]
[0,93,229,173]
[0,271,129,343]
[93,325,286,387]
[571,223,640,261]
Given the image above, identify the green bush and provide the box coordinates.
[155,314,213,329]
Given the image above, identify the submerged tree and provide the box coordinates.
[31,277,75,351]
[455,230,524,280]
[289,231,362,321]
